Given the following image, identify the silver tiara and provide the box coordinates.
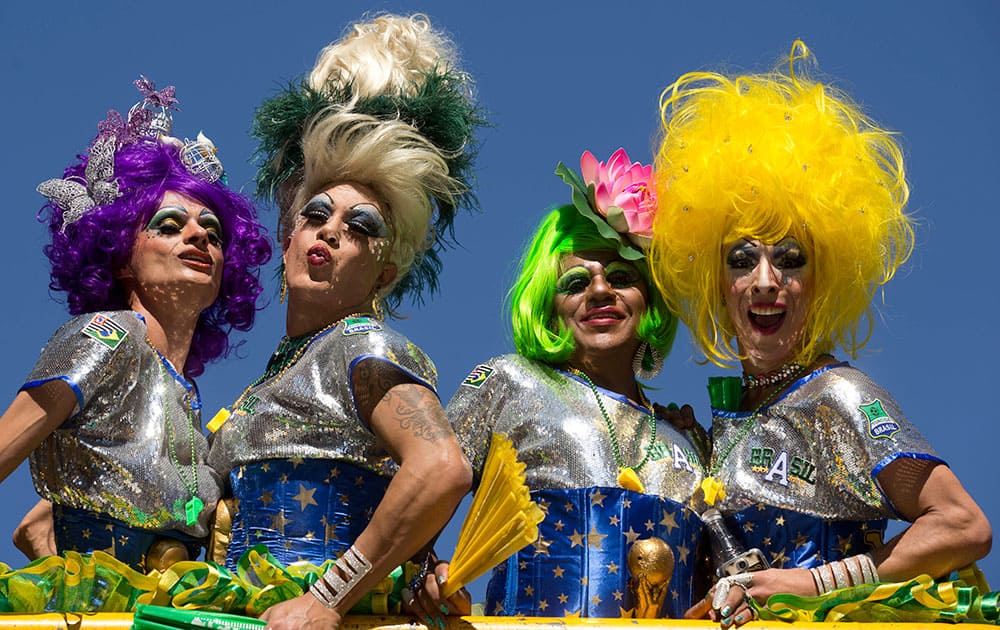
[37,76,227,230]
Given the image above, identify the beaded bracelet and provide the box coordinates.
[808,553,879,595]
[310,546,373,609]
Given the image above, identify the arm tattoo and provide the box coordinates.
[380,385,453,442]
[353,359,452,442]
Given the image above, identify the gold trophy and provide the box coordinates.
[627,537,675,618]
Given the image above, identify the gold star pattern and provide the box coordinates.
[305,531,316,539]
[553,519,565,531]
[329,467,341,478]
[524,585,534,596]
[260,462,270,473]
[320,515,338,542]
[538,599,549,611]
[606,561,619,574]
[623,526,641,544]
[836,534,853,555]
[775,515,786,526]
[589,489,607,507]
[118,535,129,547]
[532,534,552,556]
[645,519,655,531]
[293,484,318,511]
[586,525,607,549]
[553,566,565,578]
[279,473,288,483]
[287,456,304,468]
[82,529,91,539]
[283,539,293,550]
[763,537,772,547]
[270,510,290,535]
[558,593,569,604]
[793,532,810,548]
[672,589,679,600]
[743,521,755,533]
[580,576,589,586]
[613,590,623,601]
[259,490,274,507]
[771,549,789,567]
[676,543,690,564]
[568,529,585,548]
[564,501,575,512]
[622,498,632,508]
[493,602,505,615]
[591,594,602,606]
[538,499,550,514]
[609,515,620,526]
[519,560,528,570]
[354,475,365,487]
[659,509,678,534]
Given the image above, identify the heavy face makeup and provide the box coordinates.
[282,182,396,322]
[723,236,812,372]
[553,250,648,371]
[120,191,224,311]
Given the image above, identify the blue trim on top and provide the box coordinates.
[348,354,439,431]
[20,376,85,414]
[557,368,652,414]
[871,451,948,519]
[712,361,849,418]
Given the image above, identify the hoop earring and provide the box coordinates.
[633,342,663,380]
[372,288,385,321]
[280,270,287,304]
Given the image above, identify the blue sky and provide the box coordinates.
[0,0,997,600]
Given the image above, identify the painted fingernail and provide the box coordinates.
[735,614,744,623]
[436,617,446,628]
[722,616,732,626]
[440,604,450,614]
[424,616,434,627]
[721,605,732,617]
[437,574,447,585]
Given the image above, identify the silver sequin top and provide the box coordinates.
[711,363,942,520]
[23,311,220,536]
[447,354,706,503]
[208,316,438,478]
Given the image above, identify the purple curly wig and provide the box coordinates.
[41,138,272,377]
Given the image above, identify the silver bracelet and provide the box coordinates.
[817,563,836,594]
[855,552,878,584]
[829,559,850,589]
[844,556,864,586]
[309,546,373,609]
[809,567,824,595]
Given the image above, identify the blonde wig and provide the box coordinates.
[283,109,456,297]
[649,41,914,366]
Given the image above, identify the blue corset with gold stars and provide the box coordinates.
[727,504,886,569]
[226,459,389,569]
[53,505,201,571]
[485,487,703,619]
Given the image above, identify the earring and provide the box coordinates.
[371,287,385,321]
[633,342,663,380]
[280,269,287,304]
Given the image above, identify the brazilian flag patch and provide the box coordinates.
[859,399,900,439]
[342,316,382,336]
[81,313,129,350]
[462,364,494,388]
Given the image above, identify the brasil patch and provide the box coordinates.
[81,313,129,350]
[859,399,900,439]
[342,316,382,336]
[462,364,494,388]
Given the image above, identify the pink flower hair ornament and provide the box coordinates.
[555,148,656,260]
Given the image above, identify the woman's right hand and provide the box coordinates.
[404,560,472,625]
[13,499,55,559]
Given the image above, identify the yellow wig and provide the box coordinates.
[649,41,914,367]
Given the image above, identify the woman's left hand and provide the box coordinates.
[403,560,472,625]
[259,593,341,630]
[706,568,816,628]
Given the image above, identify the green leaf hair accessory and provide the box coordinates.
[555,148,657,261]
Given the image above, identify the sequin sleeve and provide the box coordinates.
[446,356,510,481]
[20,312,145,415]
[818,366,943,482]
